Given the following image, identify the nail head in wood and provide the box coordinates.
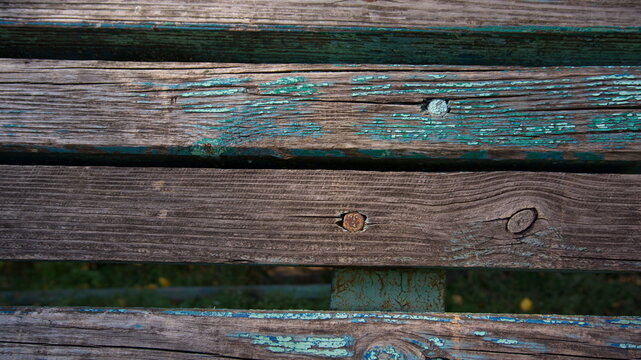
[342,212,366,232]
[424,99,449,117]
[507,208,538,234]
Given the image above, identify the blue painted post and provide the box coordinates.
[330,268,445,312]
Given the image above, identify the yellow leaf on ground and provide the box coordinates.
[158,276,171,288]
[451,294,463,305]
[520,297,533,312]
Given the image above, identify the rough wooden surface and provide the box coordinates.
[331,268,445,312]
[0,1,640,65]
[1,165,640,271]
[1,59,640,162]
[1,307,640,359]
[2,0,638,28]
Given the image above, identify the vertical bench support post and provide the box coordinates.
[330,268,445,312]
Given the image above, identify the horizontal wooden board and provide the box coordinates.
[0,1,640,65]
[1,165,640,271]
[1,307,640,359]
[3,0,639,28]
[1,60,640,162]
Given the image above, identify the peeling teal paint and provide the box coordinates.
[587,113,641,148]
[526,151,564,160]
[460,151,489,159]
[610,343,641,349]
[5,308,640,332]
[352,75,390,83]
[288,149,346,157]
[351,84,392,90]
[3,20,641,34]
[160,309,453,323]
[77,308,143,314]
[362,345,419,360]
[482,337,547,352]
[180,88,246,97]
[472,331,487,336]
[355,112,580,148]
[137,77,252,89]
[402,334,454,359]
[227,332,353,358]
[467,314,591,327]
[135,79,323,153]
[407,74,451,80]
[255,77,333,96]
[260,76,306,86]
[93,146,151,155]
[0,110,26,114]
[427,336,445,347]
[574,152,605,160]
[584,74,636,81]
[607,319,641,327]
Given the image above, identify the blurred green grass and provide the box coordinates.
[0,262,639,315]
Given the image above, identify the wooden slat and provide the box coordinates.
[3,0,638,28]
[1,307,639,359]
[0,1,640,65]
[1,59,640,162]
[1,165,640,271]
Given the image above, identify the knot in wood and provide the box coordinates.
[507,208,538,234]
[341,212,366,232]
[361,344,417,360]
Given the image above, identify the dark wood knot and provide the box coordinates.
[507,208,538,234]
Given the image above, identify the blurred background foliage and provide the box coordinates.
[0,261,639,315]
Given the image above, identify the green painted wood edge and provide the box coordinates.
[1,21,640,65]
[330,268,445,312]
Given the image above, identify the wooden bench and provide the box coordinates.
[1,1,640,358]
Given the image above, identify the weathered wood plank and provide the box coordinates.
[3,0,639,28]
[0,1,640,65]
[1,165,640,271]
[1,307,640,359]
[1,60,640,162]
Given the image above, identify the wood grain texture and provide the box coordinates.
[0,1,640,65]
[2,0,639,28]
[1,59,640,162]
[1,165,640,271]
[1,307,640,359]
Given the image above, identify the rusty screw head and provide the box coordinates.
[341,212,366,232]
[507,208,538,234]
